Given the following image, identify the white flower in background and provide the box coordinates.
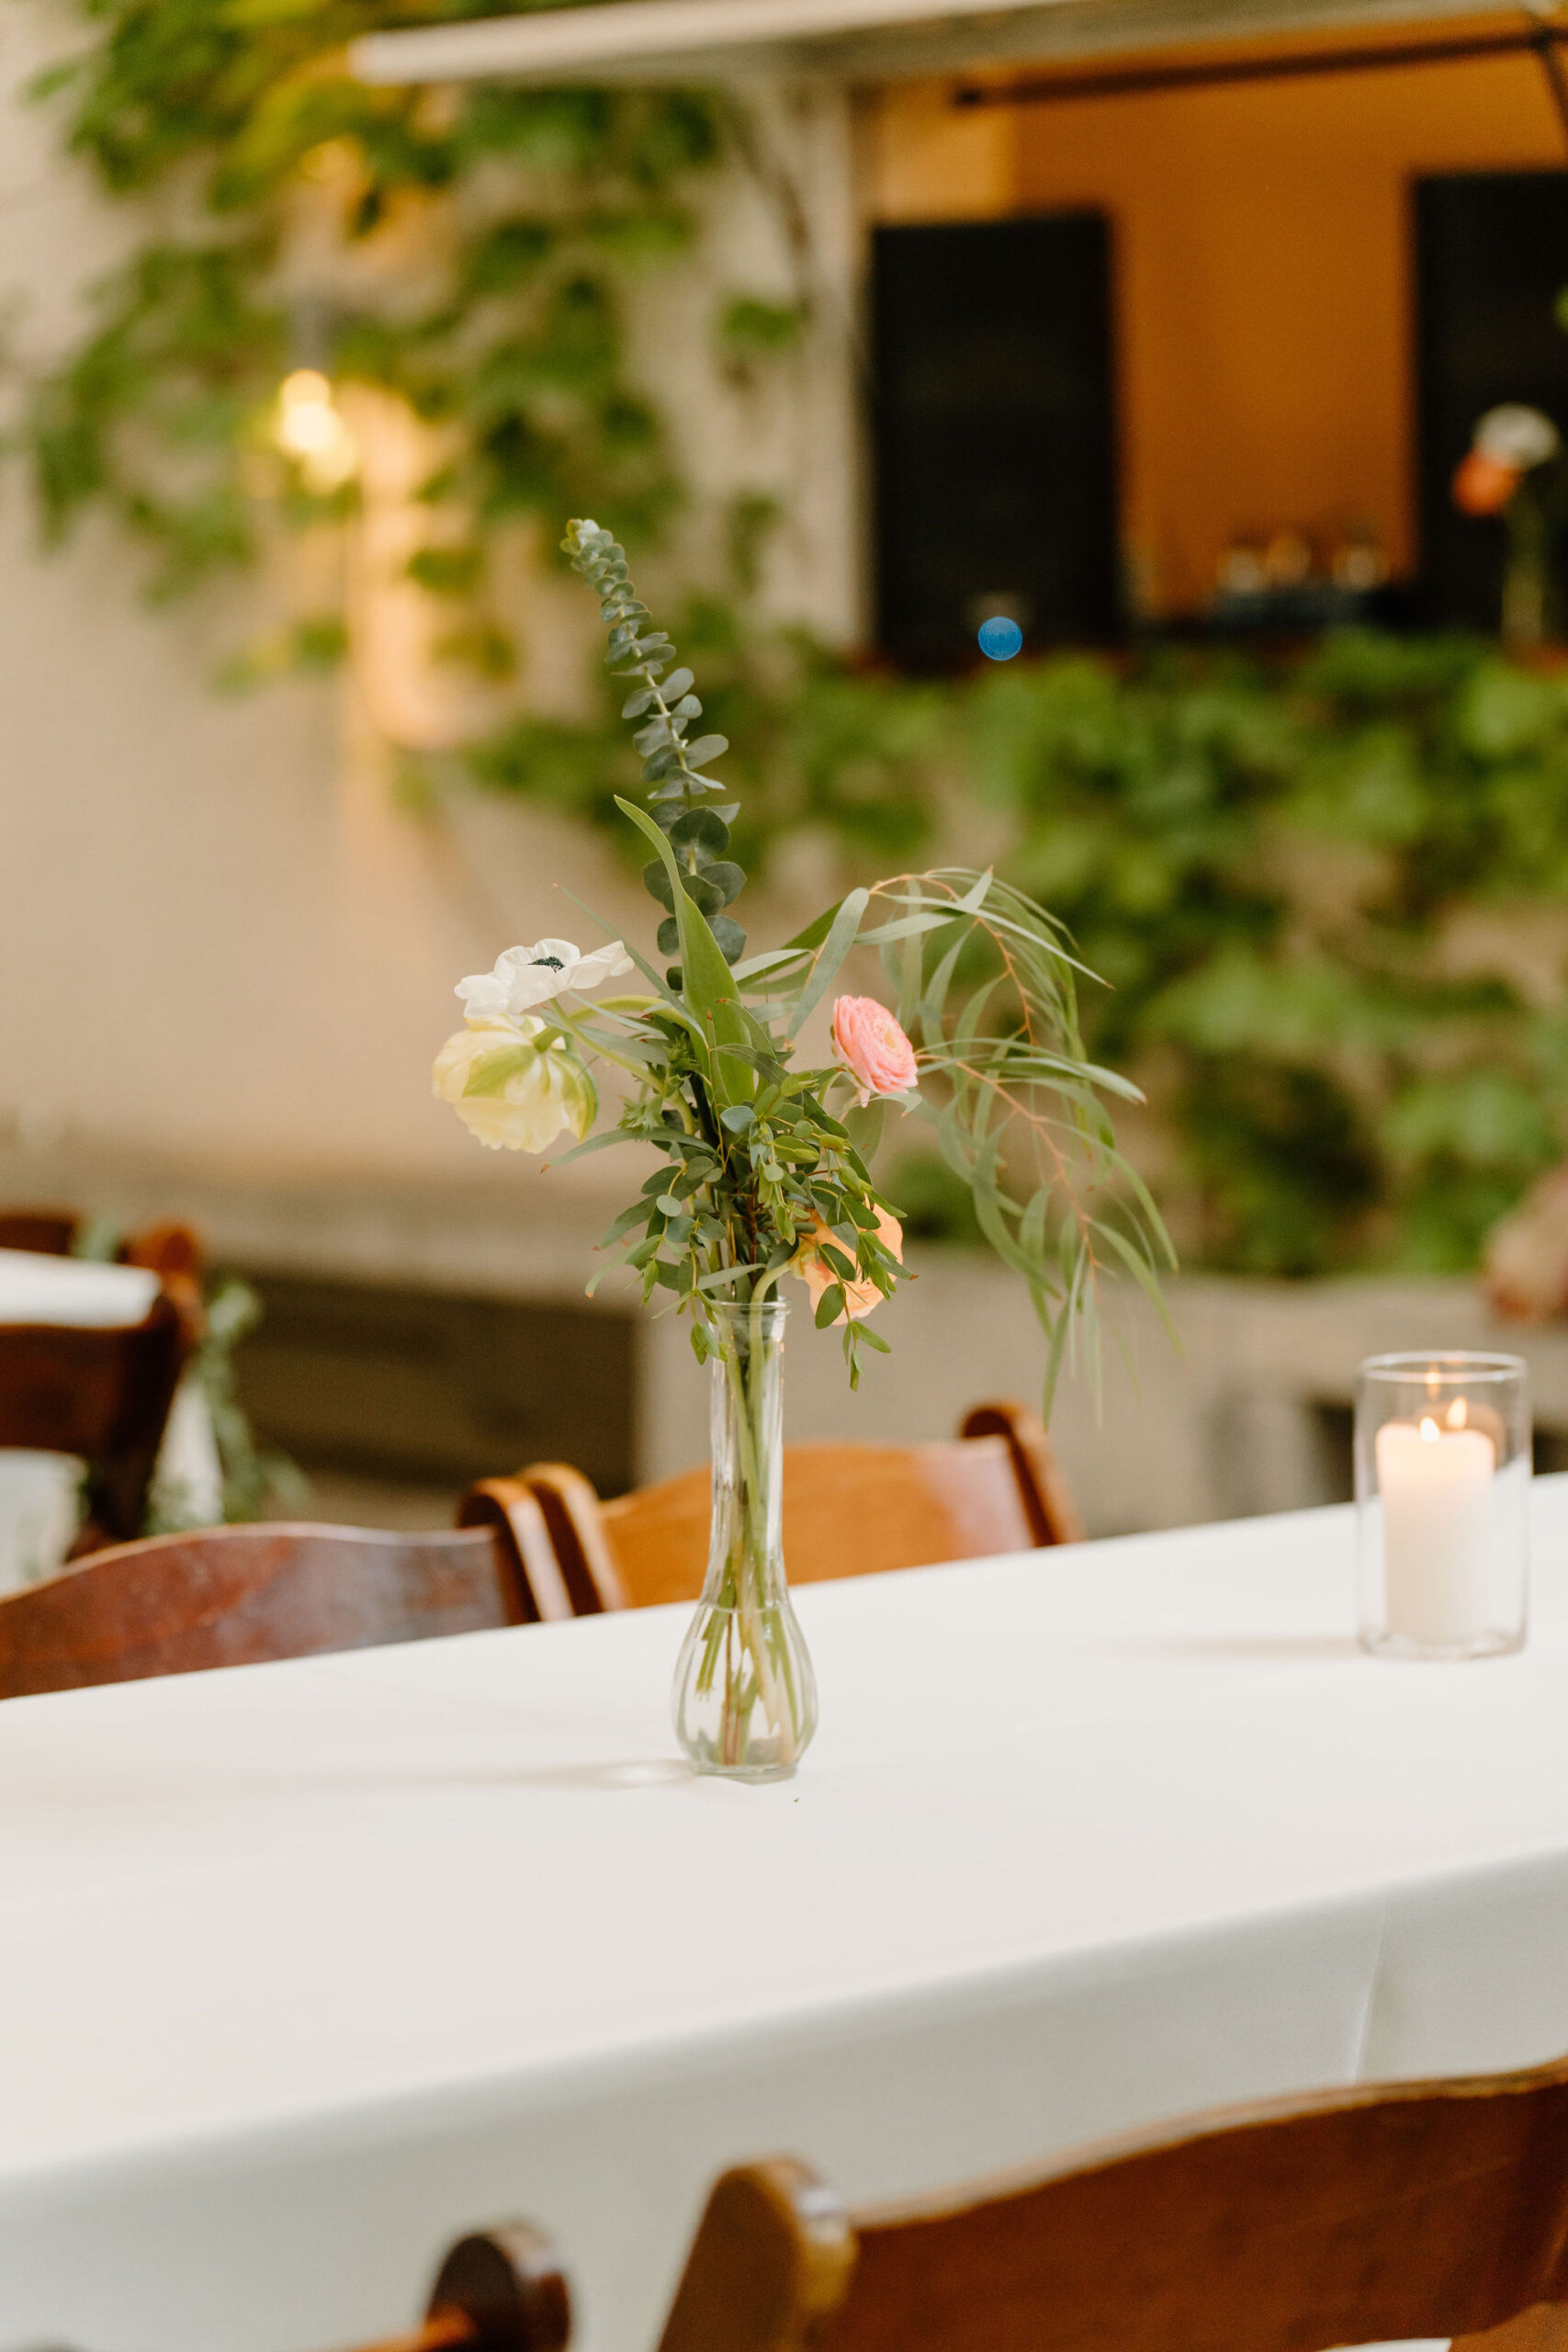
[1474,405,1562,471]
[433,1018,596,1153]
[455,938,632,1023]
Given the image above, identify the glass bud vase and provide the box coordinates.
[672,1299,818,1781]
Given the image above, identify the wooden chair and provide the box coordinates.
[653,2053,1568,2352]
[510,1401,1082,1616]
[358,2220,570,2352]
[0,1294,194,1549]
[52,2219,570,2352]
[0,1209,209,1550]
[0,1476,575,1699]
[0,1209,80,1256]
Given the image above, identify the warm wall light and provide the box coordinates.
[275,368,359,492]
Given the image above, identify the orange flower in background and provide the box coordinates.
[1452,449,1520,517]
[795,1207,903,1323]
[830,995,919,1105]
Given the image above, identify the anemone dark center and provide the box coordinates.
[532,956,566,970]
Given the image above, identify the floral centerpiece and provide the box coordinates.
[1452,403,1564,648]
[434,521,1169,1780]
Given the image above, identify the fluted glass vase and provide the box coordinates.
[672,1299,817,1781]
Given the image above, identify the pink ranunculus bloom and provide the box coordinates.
[1452,449,1519,517]
[831,995,919,1106]
[795,1206,904,1324]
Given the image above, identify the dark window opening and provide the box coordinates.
[1415,169,1568,628]
[870,213,1121,668]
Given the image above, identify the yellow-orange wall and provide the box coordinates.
[863,34,1566,614]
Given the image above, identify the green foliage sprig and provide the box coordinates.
[566,519,747,966]
[444,524,1170,1406]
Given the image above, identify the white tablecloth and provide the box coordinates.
[1,1486,1566,2352]
[0,1249,159,1328]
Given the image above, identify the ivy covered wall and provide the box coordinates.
[6,1,1568,1279]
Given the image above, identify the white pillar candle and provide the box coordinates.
[1375,1410,1496,1646]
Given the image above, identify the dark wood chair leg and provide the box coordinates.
[424,2223,572,2352]
[654,2163,855,2352]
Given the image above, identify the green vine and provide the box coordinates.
[17,0,728,629]
[17,2,1568,1283]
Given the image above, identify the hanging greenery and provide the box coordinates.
[17,0,728,625]
[967,630,1568,1278]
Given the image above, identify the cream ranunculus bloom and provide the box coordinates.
[1475,404,1562,471]
[433,1018,597,1153]
[456,938,633,1023]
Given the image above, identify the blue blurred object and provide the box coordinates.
[977,615,1023,661]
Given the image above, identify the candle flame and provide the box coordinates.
[1420,1416,1440,1442]
[1447,1396,1468,1430]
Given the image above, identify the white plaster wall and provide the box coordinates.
[0,14,862,1196]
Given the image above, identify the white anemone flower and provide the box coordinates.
[433,1018,596,1154]
[456,938,633,1023]
[1474,405,1562,472]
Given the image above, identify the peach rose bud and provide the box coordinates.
[831,995,919,1107]
[797,1207,904,1324]
[1452,449,1519,518]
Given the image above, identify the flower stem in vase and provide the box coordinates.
[673,1298,817,1781]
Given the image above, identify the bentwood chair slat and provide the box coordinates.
[514,1399,1083,1616]
[652,2055,1568,2352]
[0,1477,569,1699]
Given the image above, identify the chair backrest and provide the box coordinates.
[652,2057,1568,2352]
[0,1209,80,1256]
[0,1294,192,1544]
[519,1400,1082,1614]
[0,1478,570,1699]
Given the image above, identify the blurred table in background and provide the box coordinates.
[7,1140,1568,1538]
[0,1251,164,1588]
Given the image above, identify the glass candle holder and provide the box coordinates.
[1356,1351,1530,1660]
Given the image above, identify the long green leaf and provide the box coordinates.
[615,795,754,1109]
[787,887,870,1037]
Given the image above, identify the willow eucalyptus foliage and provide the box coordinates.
[529,521,1174,1403]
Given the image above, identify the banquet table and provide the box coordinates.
[2,1485,1567,2352]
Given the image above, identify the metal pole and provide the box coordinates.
[953,22,1568,110]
